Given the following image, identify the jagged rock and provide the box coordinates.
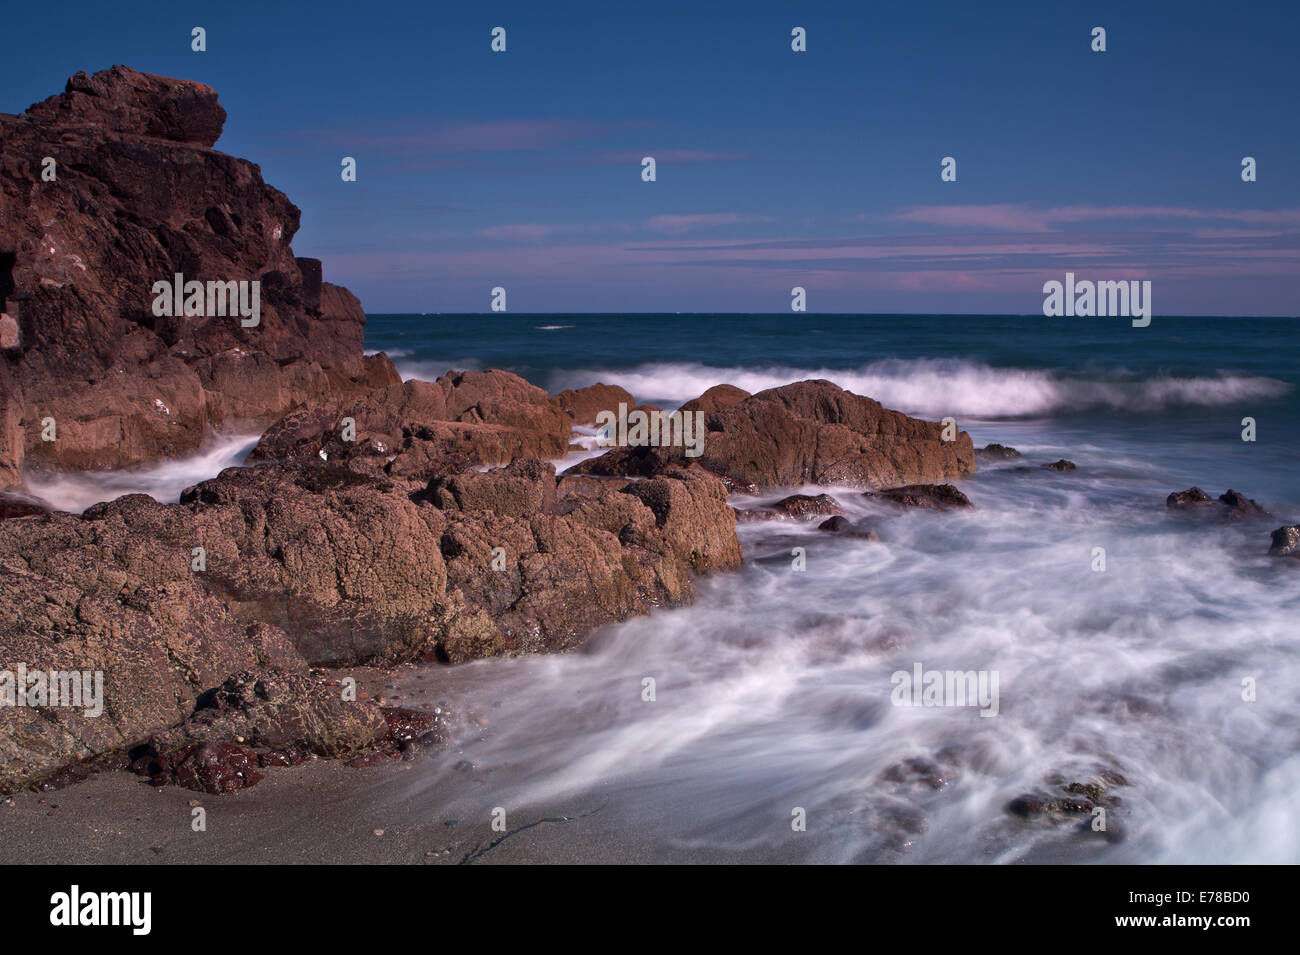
[0,66,397,482]
[1043,459,1077,471]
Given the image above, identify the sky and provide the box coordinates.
[3,0,1298,314]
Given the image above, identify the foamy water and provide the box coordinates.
[24,434,259,513]
[391,453,1300,863]
[549,359,1290,420]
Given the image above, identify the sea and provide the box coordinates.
[30,314,1300,863]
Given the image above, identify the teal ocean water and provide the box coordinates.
[357,314,1300,863]
[368,314,1299,510]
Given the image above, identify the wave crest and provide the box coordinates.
[551,359,1290,419]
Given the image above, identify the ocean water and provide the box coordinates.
[30,314,1300,862]
[363,314,1300,863]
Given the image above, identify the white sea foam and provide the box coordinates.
[24,434,259,513]
[395,463,1300,863]
[548,359,1289,419]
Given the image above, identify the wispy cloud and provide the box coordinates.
[646,213,775,233]
[889,204,1300,233]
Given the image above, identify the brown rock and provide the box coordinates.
[567,380,974,490]
[1,66,392,479]
[552,383,636,426]
[679,383,750,415]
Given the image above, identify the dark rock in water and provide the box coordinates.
[731,493,845,523]
[1268,525,1300,558]
[161,742,264,794]
[1167,487,1214,509]
[770,493,845,518]
[975,443,1022,461]
[880,756,952,790]
[1167,487,1270,519]
[1005,768,1128,843]
[1043,459,1077,471]
[863,483,973,510]
[0,66,398,484]
[816,515,880,540]
[1218,489,1268,518]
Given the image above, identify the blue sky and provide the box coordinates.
[4,0,1298,313]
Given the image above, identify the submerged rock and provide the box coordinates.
[863,483,973,510]
[1167,487,1270,519]
[816,516,880,540]
[1268,525,1300,558]
[975,443,1022,461]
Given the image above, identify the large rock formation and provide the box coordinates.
[0,65,397,485]
[0,454,741,791]
[567,379,975,489]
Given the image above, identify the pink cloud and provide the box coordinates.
[891,204,1300,232]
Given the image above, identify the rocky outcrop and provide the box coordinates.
[0,66,397,484]
[248,370,576,479]
[0,452,741,791]
[566,379,974,489]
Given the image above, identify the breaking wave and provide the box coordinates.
[549,359,1290,419]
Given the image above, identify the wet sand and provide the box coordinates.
[0,756,811,864]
